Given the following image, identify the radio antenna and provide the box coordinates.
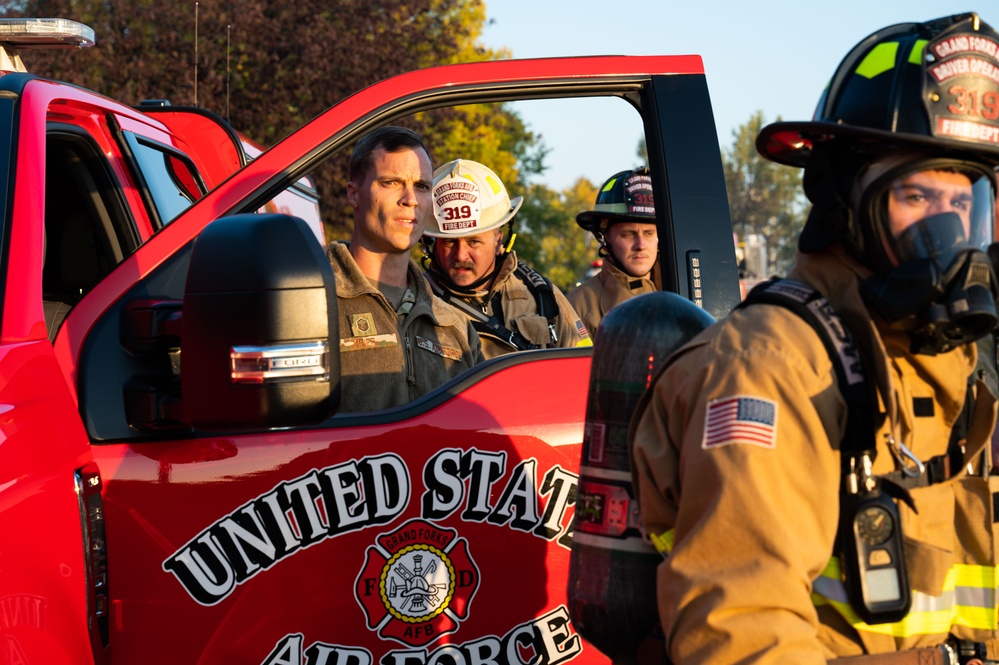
[226,24,231,122]
[194,1,199,106]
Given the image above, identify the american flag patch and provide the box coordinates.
[702,396,778,450]
[575,319,589,338]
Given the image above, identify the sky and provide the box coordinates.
[477,1,996,191]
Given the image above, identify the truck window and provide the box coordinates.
[43,132,136,337]
[121,131,206,228]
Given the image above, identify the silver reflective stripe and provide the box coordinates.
[813,574,849,604]
[954,585,995,610]
[230,341,329,383]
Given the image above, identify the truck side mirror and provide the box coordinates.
[181,213,339,429]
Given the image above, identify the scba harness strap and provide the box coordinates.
[738,278,876,453]
[739,279,971,491]
[740,279,983,627]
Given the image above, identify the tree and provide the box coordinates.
[516,178,598,292]
[6,0,544,240]
[722,111,806,277]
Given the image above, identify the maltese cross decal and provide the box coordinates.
[355,519,480,647]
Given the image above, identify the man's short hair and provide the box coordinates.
[349,126,431,183]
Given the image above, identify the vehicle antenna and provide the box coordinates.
[194,1,199,107]
[226,24,231,123]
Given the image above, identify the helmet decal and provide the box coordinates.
[624,171,655,216]
[854,42,899,79]
[433,172,482,234]
[425,159,523,238]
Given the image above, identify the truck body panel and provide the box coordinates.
[0,54,738,664]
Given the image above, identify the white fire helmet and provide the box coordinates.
[425,159,523,238]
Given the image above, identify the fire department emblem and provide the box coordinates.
[355,519,480,647]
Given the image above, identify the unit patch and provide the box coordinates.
[355,519,479,647]
[350,313,377,337]
[415,336,462,361]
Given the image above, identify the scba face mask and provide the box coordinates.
[858,158,999,355]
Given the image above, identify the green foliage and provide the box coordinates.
[515,178,599,292]
[6,0,546,240]
[414,103,548,191]
[722,110,806,277]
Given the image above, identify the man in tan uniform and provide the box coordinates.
[328,127,483,412]
[631,13,999,665]
[569,167,658,340]
[422,158,590,359]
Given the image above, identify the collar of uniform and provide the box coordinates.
[327,241,453,327]
[789,247,977,444]
[600,260,654,292]
[327,242,380,299]
[790,248,896,427]
[431,251,518,301]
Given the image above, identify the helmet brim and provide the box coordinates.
[757,120,999,169]
[575,210,656,232]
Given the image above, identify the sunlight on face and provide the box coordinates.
[605,222,658,277]
[347,146,433,255]
[433,229,504,287]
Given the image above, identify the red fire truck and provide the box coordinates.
[0,18,739,665]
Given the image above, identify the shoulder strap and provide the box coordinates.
[741,279,966,490]
[425,272,540,352]
[738,279,876,455]
[515,261,559,324]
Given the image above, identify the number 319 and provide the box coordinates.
[442,205,473,220]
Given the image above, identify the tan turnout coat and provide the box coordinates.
[568,261,656,340]
[426,252,590,359]
[630,248,999,664]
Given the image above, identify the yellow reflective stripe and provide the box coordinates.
[601,178,618,193]
[813,558,999,636]
[855,42,900,79]
[650,529,674,555]
[575,338,593,348]
[908,39,927,65]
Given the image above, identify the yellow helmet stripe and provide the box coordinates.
[855,42,900,79]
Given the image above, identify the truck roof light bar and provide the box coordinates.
[0,18,95,73]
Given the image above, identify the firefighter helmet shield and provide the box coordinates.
[425,159,523,238]
[576,167,656,233]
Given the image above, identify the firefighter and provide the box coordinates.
[569,167,658,340]
[422,158,591,359]
[327,126,483,412]
[630,13,999,665]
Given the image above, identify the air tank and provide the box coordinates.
[568,291,714,664]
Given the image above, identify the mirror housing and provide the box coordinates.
[181,213,338,429]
